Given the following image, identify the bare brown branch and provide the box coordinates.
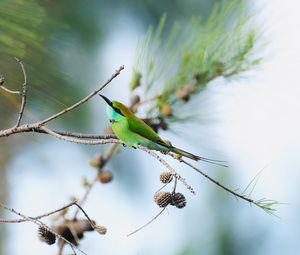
[0,124,116,139]
[37,128,196,196]
[127,208,166,237]
[40,126,120,145]
[170,154,257,205]
[73,143,118,218]
[0,65,124,138]
[0,86,20,94]
[50,130,116,139]
[137,145,196,195]
[14,58,28,127]
[0,200,77,223]
[0,74,20,94]
[38,65,124,126]
[73,202,97,229]
[0,203,87,255]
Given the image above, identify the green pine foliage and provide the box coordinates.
[0,0,88,129]
[129,0,280,215]
[0,0,46,57]
[131,0,262,120]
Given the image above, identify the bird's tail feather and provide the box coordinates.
[170,147,228,167]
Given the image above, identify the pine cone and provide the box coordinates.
[38,226,56,245]
[160,172,173,183]
[171,193,186,209]
[154,192,172,207]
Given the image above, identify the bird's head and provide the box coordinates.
[99,95,131,119]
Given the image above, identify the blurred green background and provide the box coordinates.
[1,0,300,254]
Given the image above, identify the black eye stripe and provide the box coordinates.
[113,106,125,117]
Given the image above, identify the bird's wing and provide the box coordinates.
[128,115,169,147]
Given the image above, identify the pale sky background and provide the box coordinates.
[5,0,300,254]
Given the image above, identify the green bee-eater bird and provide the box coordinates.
[100,95,226,165]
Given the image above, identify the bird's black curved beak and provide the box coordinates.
[99,94,113,107]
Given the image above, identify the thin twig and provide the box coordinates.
[38,65,124,126]
[0,74,4,85]
[0,86,20,94]
[0,203,86,255]
[0,74,20,94]
[137,145,196,195]
[37,131,196,196]
[73,175,99,219]
[70,243,77,255]
[155,182,169,193]
[51,131,116,139]
[176,157,255,204]
[172,177,178,193]
[74,202,96,228]
[73,143,118,218]
[0,200,77,223]
[127,208,166,237]
[40,126,120,145]
[67,223,81,247]
[14,57,28,127]
[0,65,124,138]
[58,240,65,255]
[60,144,117,253]
[26,127,116,139]
[41,134,276,215]
[127,176,178,237]
[0,124,117,139]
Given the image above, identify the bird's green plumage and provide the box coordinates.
[100,95,227,167]
[127,112,169,148]
[101,95,201,161]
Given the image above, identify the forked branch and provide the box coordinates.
[0,201,87,255]
[0,64,124,138]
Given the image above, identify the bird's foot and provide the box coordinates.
[122,143,127,147]
[174,154,183,162]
